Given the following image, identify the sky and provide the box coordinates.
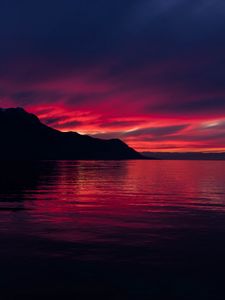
[1,0,225,152]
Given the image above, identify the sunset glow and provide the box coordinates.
[1,0,225,152]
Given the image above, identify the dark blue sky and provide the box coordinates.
[1,0,225,151]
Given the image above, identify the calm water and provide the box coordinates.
[1,160,225,299]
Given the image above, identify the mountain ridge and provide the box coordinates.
[0,107,144,160]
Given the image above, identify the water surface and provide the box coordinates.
[1,160,225,299]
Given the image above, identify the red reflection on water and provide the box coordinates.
[1,161,225,246]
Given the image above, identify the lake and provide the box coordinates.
[1,160,225,299]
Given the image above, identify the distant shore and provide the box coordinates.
[142,152,225,160]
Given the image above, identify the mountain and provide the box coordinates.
[0,108,144,160]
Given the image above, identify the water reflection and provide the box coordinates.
[1,160,225,244]
[1,160,225,299]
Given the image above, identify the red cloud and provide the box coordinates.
[1,57,225,152]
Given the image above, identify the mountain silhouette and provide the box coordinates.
[0,108,144,160]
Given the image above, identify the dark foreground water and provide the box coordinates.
[1,160,225,300]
